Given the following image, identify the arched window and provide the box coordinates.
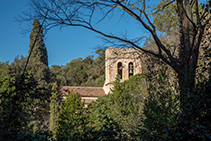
[128,62,134,77]
[117,62,123,79]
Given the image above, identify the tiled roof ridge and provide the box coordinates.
[59,86,105,97]
[60,86,104,89]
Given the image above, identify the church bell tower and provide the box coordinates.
[103,47,142,94]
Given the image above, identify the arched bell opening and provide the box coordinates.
[128,62,134,77]
[117,62,123,79]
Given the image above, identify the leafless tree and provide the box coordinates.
[19,0,211,110]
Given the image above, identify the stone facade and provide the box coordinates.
[103,47,142,94]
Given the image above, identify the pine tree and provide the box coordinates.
[50,82,59,139]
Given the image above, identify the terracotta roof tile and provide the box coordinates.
[59,86,105,97]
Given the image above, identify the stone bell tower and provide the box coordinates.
[103,47,142,94]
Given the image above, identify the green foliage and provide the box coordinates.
[4,0,209,139]
[8,55,27,79]
[0,67,3,88]
[141,27,211,140]
[14,131,52,141]
[56,92,87,140]
[153,0,178,33]
[0,57,50,132]
[20,0,211,139]
[29,19,48,66]
[141,53,179,139]
[0,73,45,140]
[0,63,15,94]
[86,96,124,140]
[143,71,178,136]
[167,37,211,141]
[153,0,203,34]
[110,74,147,131]
[50,82,59,139]
[87,94,118,131]
[51,49,105,87]
[95,74,105,87]
[171,80,211,140]
[51,65,66,86]
[0,18,51,139]
[27,19,51,131]
[88,74,147,134]
[28,19,50,91]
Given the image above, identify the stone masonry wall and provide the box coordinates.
[103,47,142,94]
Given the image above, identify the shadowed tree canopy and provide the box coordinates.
[20,0,211,131]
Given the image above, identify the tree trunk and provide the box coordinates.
[176,0,199,108]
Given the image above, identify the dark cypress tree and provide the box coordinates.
[50,82,59,139]
[27,19,51,131]
[27,19,50,88]
[29,19,48,66]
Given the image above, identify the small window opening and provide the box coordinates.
[129,62,134,77]
[117,62,123,79]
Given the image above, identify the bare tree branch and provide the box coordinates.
[96,6,116,24]
[18,0,211,76]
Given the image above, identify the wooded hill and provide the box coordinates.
[1,0,211,140]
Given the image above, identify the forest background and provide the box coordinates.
[1,0,211,140]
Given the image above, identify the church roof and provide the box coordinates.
[59,86,105,97]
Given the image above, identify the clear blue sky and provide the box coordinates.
[0,0,157,67]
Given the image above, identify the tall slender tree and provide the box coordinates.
[27,19,51,131]
[29,19,48,66]
[27,19,50,89]
[50,82,59,139]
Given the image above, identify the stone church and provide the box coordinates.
[59,47,142,107]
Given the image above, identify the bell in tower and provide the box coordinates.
[103,47,142,94]
[129,62,134,77]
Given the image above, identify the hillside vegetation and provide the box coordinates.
[1,0,211,139]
